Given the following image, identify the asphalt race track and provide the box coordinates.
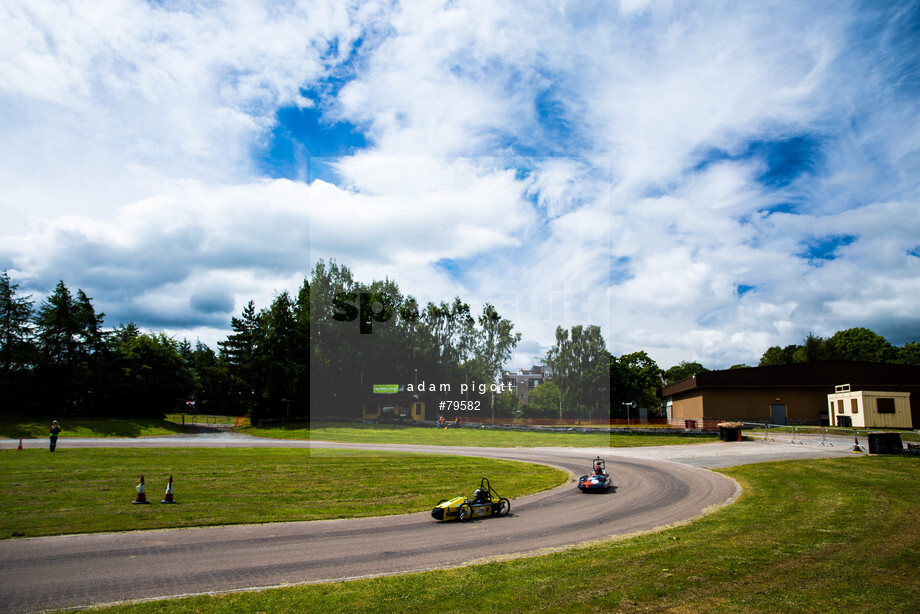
[0,431,856,613]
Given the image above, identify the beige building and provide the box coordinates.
[826,384,912,429]
[662,362,920,427]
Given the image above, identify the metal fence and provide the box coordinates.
[164,414,249,426]
[739,422,919,451]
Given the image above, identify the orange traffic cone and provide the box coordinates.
[133,475,150,504]
[17,438,23,451]
[161,475,177,504]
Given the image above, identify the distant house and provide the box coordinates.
[502,365,554,405]
[662,362,920,427]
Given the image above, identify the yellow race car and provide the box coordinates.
[431,477,511,521]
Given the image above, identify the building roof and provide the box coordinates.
[504,365,553,379]
[662,361,920,396]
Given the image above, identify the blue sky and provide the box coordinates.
[1,0,918,369]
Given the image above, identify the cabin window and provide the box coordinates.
[850,399,859,414]
[837,399,844,414]
[877,398,896,414]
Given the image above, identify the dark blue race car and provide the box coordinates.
[578,457,612,492]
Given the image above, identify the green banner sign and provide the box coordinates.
[373,384,400,394]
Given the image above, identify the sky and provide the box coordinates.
[1,0,918,371]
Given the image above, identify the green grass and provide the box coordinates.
[0,413,188,439]
[87,456,920,613]
[0,448,565,539]
[241,420,716,448]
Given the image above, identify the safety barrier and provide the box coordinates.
[164,414,247,426]
[738,423,919,452]
[459,417,657,427]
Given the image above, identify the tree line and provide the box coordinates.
[0,261,528,421]
[2,265,915,421]
[758,329,918,367]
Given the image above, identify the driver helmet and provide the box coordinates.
[474,488,485,500]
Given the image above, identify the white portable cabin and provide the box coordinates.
[826,384,912,429]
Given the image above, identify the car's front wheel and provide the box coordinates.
[458,503,472,522]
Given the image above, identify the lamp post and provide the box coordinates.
[623,401,636,430]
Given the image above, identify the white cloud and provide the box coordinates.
[1,0,918,370]
[0,0,380,229]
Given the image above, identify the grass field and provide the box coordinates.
[87,455,920,613]
[243,420,716,448]
[4,416,919,611]
[0,447,566,539]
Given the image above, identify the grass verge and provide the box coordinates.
[88,455,920,613]
[0,448,565,539]
[0,413,188,439]
[242,420,715,448]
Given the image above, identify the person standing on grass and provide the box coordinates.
[49,420,61,452]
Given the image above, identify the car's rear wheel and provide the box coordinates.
[496,497,510,516]
[458,503,472,522]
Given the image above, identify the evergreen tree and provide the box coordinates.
[111,332,194,418]
[291,279,311,417]
[262,292,299,419]
[35,281,81,366]
[0,270,35,412]
[218,300,263,417]
[33,281,105,415]
[186,340,234,415]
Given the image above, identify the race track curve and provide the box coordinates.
[0,434,743,613]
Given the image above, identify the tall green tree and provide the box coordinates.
[307,259,359,416]
[35,281,81,366]
[262,291,299,418]
[185,340,234,414]
[477,303,521,419]
[545,324,608,418]
[522,380,561,419]
[33,281,105,415]
[612,351,662,414]
[663,361,708,385]
[0,270,35,412]
[111,332,193,418]
[793,332,832,363]
[291,279,312,416]
[900,341,920,365]
[218,300,263,417]
[759,344,799,366]
[829,327,897,363]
